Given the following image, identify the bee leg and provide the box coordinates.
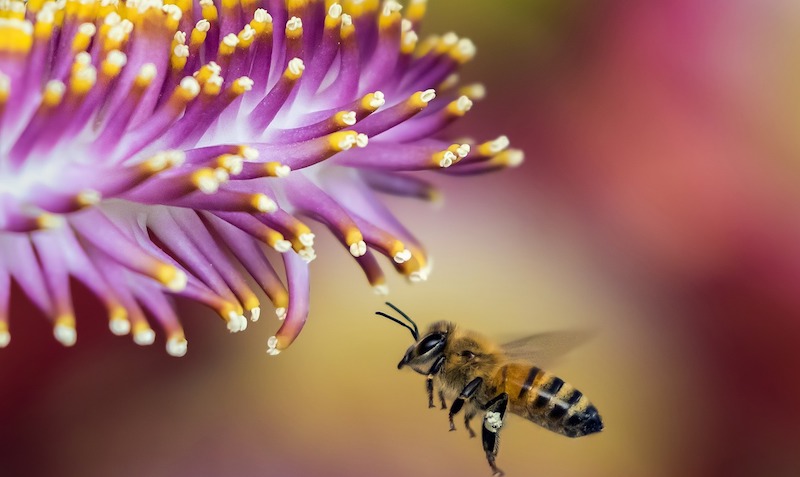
[482,393,509,477]
[449,377,484,431]
[464,409,477,438]
[426,356,446,408]
[438,389,447,410]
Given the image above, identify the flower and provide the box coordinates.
[0,0,522,356]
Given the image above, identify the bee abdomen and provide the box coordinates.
[521,370,604,438]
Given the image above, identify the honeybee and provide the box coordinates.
[376,303,604,477]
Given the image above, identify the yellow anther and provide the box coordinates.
[407,89,435,109]
[264,161,291,178]
[414,34,438,57]
[191,20,210,47]
[406,0,426,23]
[42,80,66,107]
[285,16,303,40]
[155,264,188,292]
[201,0,218,22]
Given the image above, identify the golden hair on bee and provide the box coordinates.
[376,303,604,477]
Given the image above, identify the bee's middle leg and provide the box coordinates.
[438,389,447,410]
[448,377,484,431]
[464,409,477,438]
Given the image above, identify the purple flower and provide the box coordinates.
[0,0,522,356]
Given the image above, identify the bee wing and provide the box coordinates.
[500,331,594,366]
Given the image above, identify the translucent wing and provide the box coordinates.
[501,331,594,367]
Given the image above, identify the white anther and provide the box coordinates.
[274,164,291,177]
[139,63,157,81]
[275,308,287,320]
[456,95,473,112]
[166,269,188,292]
[196,19,211,32]
[235,76,254,91]
[254,8,272,24]
[197,174,219,194]
[286,16,302,31]
[382,0,402,16]
[341,111,357,126]
[167,150,186,167]
[288,57,305,76]
[355,133,369,148]
[75,51,92,66]
[240,24,255,42]
[250,307,261,322]
[274,240,292,253]
[370,91,386,109]
[299,247,316,263]
[104,12,121,26]
[456,144,471,158]
[490,135,510,153]
[0,73,9,94]
[0,331,9,348]
[174,31,186,43]
[401,19,412,32]
[226,311,247,333]
[78,189,102,205]
[38,213,65,229]
[106,50,127,67]
[109,318,130,336]
[393,249,412,264]
[164,3,182,21]
[166,337,188,357]
[456,38,477,59]
[299,232,315,247]
[442,32,459,46]
[506,150,525,167]
[420,89,436,103]
[223,33,239,47]
[328,2,342,18]
[120,19,134,34]
[439,151,456,168]
[403,30,418,47]
[241,146,259,160]
[223,155,244,175]
[134,329,156,345]
[173,44,189,58]
[349,240,367,257]
[207,61,221,74]
[179,76,201,97]
[485,411,503,432]
[213,167,229,183]
[267,335,280,355]
[373,284,389,296]
[254,194,278,213]
[36,8,55,23]
[341,13,352,27]
[78,22,97,36]
[54,324,77,347]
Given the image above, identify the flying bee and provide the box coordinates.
[376,303,604,477]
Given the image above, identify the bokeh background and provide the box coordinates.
[3,1,800,476]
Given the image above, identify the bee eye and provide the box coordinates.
[417,333,444,354]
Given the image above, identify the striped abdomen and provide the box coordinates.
[501,364,603,438]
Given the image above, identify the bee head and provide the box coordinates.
[398,322,450,374]
[375,304,450,374]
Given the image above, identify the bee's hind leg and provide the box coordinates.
[482,393,509,477]
[449,377,484,431]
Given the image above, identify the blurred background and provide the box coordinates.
[3,0,800,476]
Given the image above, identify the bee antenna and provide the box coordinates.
[384,302,420,339]
[375,310,419,341]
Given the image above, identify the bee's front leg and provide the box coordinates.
[448,377,483,431]
[425,356,446,408]
[482,393,509,477]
